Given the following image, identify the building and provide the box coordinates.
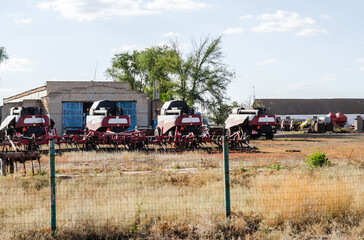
[1,81,151,132]
[255,98,364,124]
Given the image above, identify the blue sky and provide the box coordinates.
[0,0,363,104]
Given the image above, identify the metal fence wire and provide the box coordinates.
[0,149,363,237]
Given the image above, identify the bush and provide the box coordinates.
[305,152,330,168]
[268,164,286,171]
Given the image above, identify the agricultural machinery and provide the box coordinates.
[225,107,276,140]
[0,100,258,175]
[281,119,290,131]
[0,107,54,137]
[327,112,347,127]
[155,100,202,137]
[86,100,130,133]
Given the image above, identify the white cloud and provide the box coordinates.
[355,58,364,71]
[38,0,155,21]
[320,14,331,20]
[322,74,337,81]
[38,0,209,21]
[162,32,181,37]
[296,28,328,36]
[146,0,210,11]
[13,18,33,24]
[239,15,254,20]
[251,10,328,37]
[0,88,17,93]
[110,44,139,52]
[223,27,244,35]
[0,58,33,72]
[275,82,316,95]
[257,58,276,66]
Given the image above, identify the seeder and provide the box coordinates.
[0,100,257,175]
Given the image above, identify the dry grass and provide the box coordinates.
[1,133,364,239]
[252,168,364,226]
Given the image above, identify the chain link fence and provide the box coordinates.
[0,150,363,238]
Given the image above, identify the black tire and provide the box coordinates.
[265,133,274,140]
[251,133,261,139]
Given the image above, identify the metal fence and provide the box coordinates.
[0,143,363,238]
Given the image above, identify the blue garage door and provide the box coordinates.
[62,102,83,132]
[117,102,136,131]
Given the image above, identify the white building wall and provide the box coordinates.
[6,90,47,103]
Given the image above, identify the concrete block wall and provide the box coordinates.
[45,81,149,132]
[1,81,150,132]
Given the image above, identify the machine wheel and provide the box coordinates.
[251,133,261,140]
[265,133,274,140]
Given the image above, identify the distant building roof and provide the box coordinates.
[255,99,364,115]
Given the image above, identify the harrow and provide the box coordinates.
[1,127,256,153]
[0,100,258,175]
[0,127,256,175]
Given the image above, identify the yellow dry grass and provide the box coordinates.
[0,133,363,239]
[252,168,364,226]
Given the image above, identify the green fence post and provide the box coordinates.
[223,136,231,218]
[49,140,56,236]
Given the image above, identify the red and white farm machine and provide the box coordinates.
[0,100,258,175]
[225,107,277,140]
[0,107,54,137]
[86,100,131,133]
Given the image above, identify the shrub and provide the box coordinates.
[305,152,330,168]
[268,164,286,171]
[240,163,248,172]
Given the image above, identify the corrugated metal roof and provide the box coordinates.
[255,99,364,115]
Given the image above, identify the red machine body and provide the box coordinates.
[16,115,51,128]
[327,112,347,127]
[0,107,54,137]
[225,107,276,139]
[155,100,202,136]
[87,115,130,132]
[247,115,276,126]
[86,100,131,133]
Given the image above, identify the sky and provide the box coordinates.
[0,0,364,105]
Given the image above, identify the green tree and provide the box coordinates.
[170,41,192,103]
[137,46,177,101]
[106,46,178,102]
[106,51,143,91]
[208,100,231,125]
[106,36,235,123]
[208,100,241,125]
[0,47,8,64]
[172,36,235,124]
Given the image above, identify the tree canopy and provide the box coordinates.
[106,36,235,124]
[0,47,8,64]
[106,46,178,102]
[172,36,235,124]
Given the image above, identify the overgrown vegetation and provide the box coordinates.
[106,36,235,124]
[305,152,331,168]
